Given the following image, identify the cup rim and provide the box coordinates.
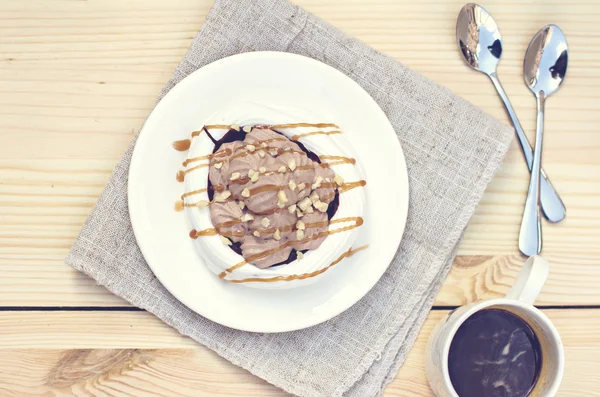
[439,298,565,397]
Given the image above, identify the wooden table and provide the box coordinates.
[1,0,599,395]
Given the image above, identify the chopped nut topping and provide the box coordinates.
[309,190,320,203]
[261,217,270,228]
[288,204,297,214]
[278,190,288,204]
[246,144,256,152]
[296,250,304,260]
[288,158,297,171]
[242,125,252,133]
[288,180,297,191]
[273,229,281,241]
[261,142,268,148]
[214,190,231,202]
[214,162,223,169]
[250,172,260,182]
[230,172,241,181]
[297,183,307,191]
[230,124,240,131]
[334,174,345,186]
[314,200,328,213]
[253,231,260,237]
[298,197,312,211]
[312,175,323,189]
[303,205,314,214]
[325,177,331,183]
[238,201,246,210]
[278,166,287,173]
[296,208,304,218]
[220,236,232,246]
[296,220,306,230]
[258,149,266,158]
[296,229,305,240]
[241,188,251,198]
[259,166,267,174]
[241,213,254,222]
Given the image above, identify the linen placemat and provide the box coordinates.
[66,0,514,395]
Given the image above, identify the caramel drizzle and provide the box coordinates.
[340,180,367,193]
[183,148,232,167]
[181,188,208,199]
[190,210,253,238]
[320,155,356,165]
[228,146,306,162]
[218,217,363,278]
[271,123,340,129]
[175,199,214,211]
[249,184,281,196]
[190,217,330,239]
[175,126,351,181]
[174,123,338,154]
[172,139,191,151]
[179,142,302,176]
[245,137,288,145]
[229,245,369,283]
[252,219,329,235]
[176,163,209,182]
[183,139,285,167]
[189,228,245,239]
[292,130,342,141]
[195,124,231,136]
[178,179,365,210]
[174,125,232,153]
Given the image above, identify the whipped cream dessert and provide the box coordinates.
[209,127,339,268]
[173,105,366,289]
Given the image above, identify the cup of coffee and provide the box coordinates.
[425,255,564,397]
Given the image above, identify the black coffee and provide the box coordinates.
[448,308,542,397]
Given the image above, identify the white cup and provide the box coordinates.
[425,255,564,397]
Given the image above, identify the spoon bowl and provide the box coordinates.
[524,24,568,98]
[456,3,503,75]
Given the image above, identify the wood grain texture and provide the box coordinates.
[0,310,597,396]
[1,0,599,307]
[0,0,599,307]
[1,1,599,395]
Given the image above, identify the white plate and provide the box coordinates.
[128,52,409,332]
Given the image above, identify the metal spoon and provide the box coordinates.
[519,25,568,256]
[456,3,566,223]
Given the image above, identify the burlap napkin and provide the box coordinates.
[66,0,513,395]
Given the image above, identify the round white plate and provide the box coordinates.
[128,52,409,333]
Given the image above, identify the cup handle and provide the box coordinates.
[505,255,550,305]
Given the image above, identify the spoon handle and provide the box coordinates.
[519,94,545,256]
[488,73,566,223]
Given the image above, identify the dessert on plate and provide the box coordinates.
[173,110,366,289]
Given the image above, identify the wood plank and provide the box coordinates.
[0,309,596,396]
[1,0,599,306]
